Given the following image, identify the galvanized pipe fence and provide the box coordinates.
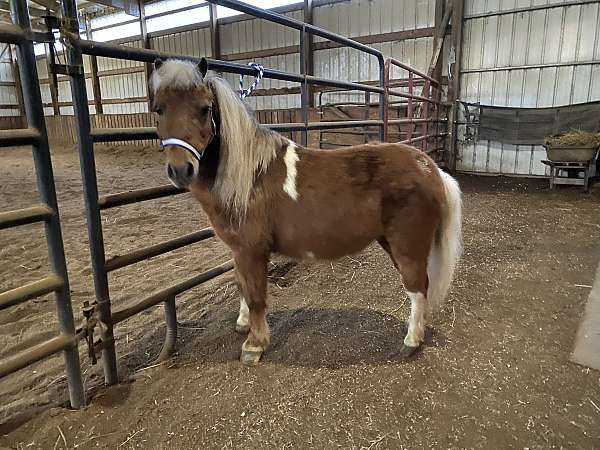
[0,0,445,410]
[0,0,84,409]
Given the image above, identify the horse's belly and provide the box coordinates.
[273,209,381,260]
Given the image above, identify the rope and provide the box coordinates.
[239,62,264,100]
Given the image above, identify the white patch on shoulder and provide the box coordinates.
[283,142,300,201]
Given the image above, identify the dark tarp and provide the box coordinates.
[461,101,600,145]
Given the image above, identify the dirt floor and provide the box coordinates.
[0,143,599,449]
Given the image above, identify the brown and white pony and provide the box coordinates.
[150,58,462,366]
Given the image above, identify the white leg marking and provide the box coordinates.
[283,143,299,201]
[306,251,315,259]
[404,291,427,347]
[236,298,249,328]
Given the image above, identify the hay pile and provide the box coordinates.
[545,129,600,147]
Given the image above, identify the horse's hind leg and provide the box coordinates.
[234,250,270,366]
[382,232,432,358]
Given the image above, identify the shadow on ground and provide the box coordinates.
[131,307,448,370]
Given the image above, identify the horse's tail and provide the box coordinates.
[427,169,462,312]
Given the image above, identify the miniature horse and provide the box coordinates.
[150,58,462,366]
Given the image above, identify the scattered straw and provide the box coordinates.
[118,429,144,448]
[56,426,67,449]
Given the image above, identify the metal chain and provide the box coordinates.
[239,62,264,100]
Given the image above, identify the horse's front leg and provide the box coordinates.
[234,250,269,366]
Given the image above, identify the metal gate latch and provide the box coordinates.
[82,301,98,365]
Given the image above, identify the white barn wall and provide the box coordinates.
[0,56,19,117]
[457,0,600,176]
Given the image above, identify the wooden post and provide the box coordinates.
[303,0,314,107]
[45,43,60,116]
[8,44,25,126]
[447,0,464,171]
[138,0,152,110]
[209,3,220,60]
[432,0,446,159]
[85,17,103,114]
[429,0,452,79]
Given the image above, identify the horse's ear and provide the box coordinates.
[199,57,208,78]
[154,58,163,70]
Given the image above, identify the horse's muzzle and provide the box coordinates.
[166,162,195,188]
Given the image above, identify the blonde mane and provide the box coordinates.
[207,77,280,218]
[152,59,283,218]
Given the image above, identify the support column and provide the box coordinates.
[303,0,314,108]
[138,0,152,110]
[209,2,220,61]
[85,17,103,114]
[448,0,464,170]
[45,42,60,116]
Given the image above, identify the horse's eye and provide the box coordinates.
[199,106,210,116]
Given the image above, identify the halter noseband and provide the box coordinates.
[160,107,217,162]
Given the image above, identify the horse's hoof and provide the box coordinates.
[398,344,420,359]
[235,323,250,334]
[240,350,262,366]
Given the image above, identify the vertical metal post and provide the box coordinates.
[10,0,85,408]
[423,81,430,152]
[60,0,118,385]
[45,42,60,116]
[407,72,414,142]
[156,296,177,362]
[382,59,390,142]
[303,0,314,108]
[378,55,385,142]
[299,26,308,146]
[363,90,370,144]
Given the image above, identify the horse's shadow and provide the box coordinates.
[171,307,448,369]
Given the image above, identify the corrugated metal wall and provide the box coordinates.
[457,0,600,176]
[0,48,20,117]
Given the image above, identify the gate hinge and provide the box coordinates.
[81,301,99,365]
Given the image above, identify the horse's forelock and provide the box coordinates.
[150,59,204,94]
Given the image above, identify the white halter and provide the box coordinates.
[160,110,217,162]
[161,138,204,161]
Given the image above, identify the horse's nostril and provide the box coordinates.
[186,162,194,178]
[167,164,174,179]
